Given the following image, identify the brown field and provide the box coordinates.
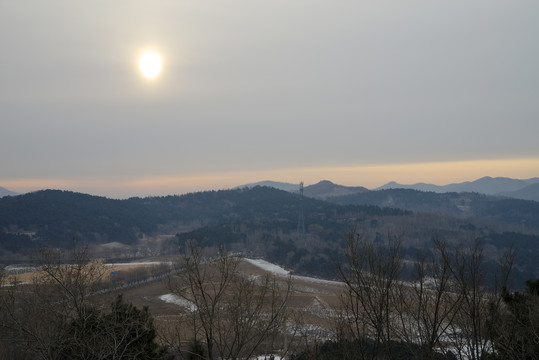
[3,258,345,342]
[118,259,344,341]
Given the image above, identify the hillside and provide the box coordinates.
[328,188,539,227]
[1,186,538,283]
[0,187,405,257]
[501,182,539,202]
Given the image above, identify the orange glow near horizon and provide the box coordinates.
[3,157,539,199]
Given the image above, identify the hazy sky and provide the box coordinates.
[2,1,538,198]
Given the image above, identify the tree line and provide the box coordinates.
[2,187,538,286]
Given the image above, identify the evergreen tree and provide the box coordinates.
[55,295,169,360]
[492,279,539,359]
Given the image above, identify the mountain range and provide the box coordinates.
[4,176,539,201]
[239,176,539,202]
[376,176,539,198]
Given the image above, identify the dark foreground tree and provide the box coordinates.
[289,338,457,360]
[492,279,539,359]
[0,246,169,359]
[55,295,168,360]
[1,246,109,359]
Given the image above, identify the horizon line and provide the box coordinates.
[2,157,538,199]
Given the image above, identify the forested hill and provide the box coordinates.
[0,190,154,247]
[328,188,539,228]
[2,187,539,281]
[0,187,406,249]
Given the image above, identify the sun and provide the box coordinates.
[139,51,162,79]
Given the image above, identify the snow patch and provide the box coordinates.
[159,294,197,312]
[105,261,172,266]
[292,274,343,287]
[4,265,37,273]
[243,258,344,288]
[101,242,127,249]
[243,258,290,276]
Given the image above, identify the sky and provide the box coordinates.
[1,1,538,199]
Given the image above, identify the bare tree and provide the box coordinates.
[336,230,404,359]
[396,239,462,359]
[215,272,291,359]
[446,239,513,360]
[1,245,168,359]
[319,228,519,360]
[0,246,109,359]
[169,241,239,360]
[168,240,291,360]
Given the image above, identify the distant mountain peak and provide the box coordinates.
[0,186,19,198]
[316,180,335,185]
[234,180,299,192]
[304,180,368,199]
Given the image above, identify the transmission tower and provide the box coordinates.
[297,182,305,236]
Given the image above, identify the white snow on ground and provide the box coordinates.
[1,281,27,287]
[243,258,343,287]
[243,258,290,276]
[101,242,127,249]
[105,261,173,266]
[4,265,37,272]
[159,294,197,312]
[292,274,343,287]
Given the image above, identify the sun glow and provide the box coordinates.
[138,51,162,79]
